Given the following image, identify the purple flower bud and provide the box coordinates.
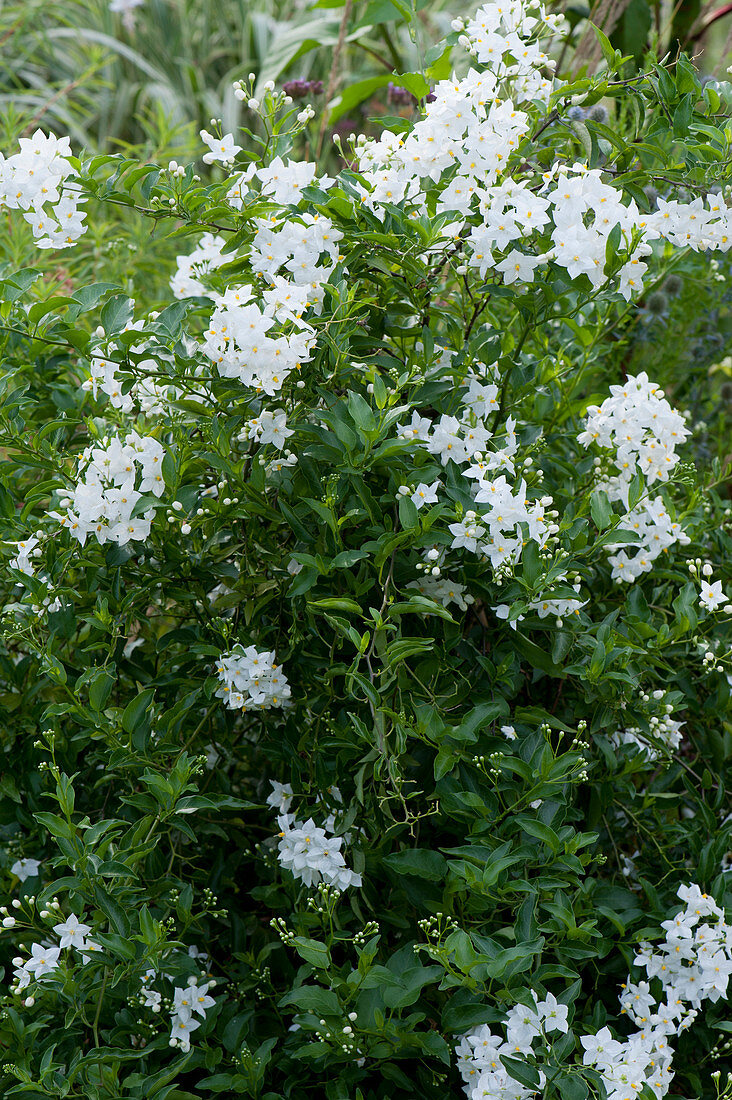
[387,82,417,106]
[282,79,324,99]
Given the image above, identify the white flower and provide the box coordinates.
[11,858,41,881]
[494,248,547,284]
[266,781,293,814]
[174,981,216,1018]
[410,481,440,509]
[78,939,103,964]
[276,813,361,891]
[535,992,569,1033]
[200,131,242,165]
[53,913,91,949]
[24,943,61,978]
[170,1012,201,1051]
[215,645,291,711]
[699,579,726,611]
[141,986,162,1010]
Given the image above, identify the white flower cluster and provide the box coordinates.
[191,193,341,395]
[242,408,293,450]
[215,644,291,711]
[167,976,216,1052]
[457,885,732,1100]
[49,431,166,547]
[83,314,182,416]
[10,912,100,995]
[611,711,684,760]
[353,0,732,304]
[170,232,228,299]
[407,574,473,611]
[457,1,565,101]
[227,156,332,209]
[606,498,690,584]
[249,211,342,308]
[267,782,362,892]
[240,408,298,477]
[527,577,586,622]
[456,991,569,1096]
[578,373,691,582]
[0,130,86,249]
[610,689,684,761]
[397,377,556,576]
[8,538,41,578]
[138,962,217,1053]
[356,2,559,210]
[579,372,690,496]
[201,283,315,395]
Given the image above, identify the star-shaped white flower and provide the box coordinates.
[53,913,91,949]
[699,579,726,611]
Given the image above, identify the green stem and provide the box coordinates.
[92,968,110,1047]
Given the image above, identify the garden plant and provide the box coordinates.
[0,2,731,1099]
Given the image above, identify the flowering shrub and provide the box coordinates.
[0,3,732,1099]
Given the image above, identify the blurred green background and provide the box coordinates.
[2,0,732,162]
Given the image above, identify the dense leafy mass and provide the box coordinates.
[0,2,732,1099]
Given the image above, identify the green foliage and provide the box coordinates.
[0,4,730,1100]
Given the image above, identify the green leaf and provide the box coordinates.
[121,688,155,734]
[100,294,133,334]
[590,489,612,531]
[348,391,377,432]
[290,937,331,969]
[419,1030,451,1064]
[93,884,131,936]
[383,849,447,881]
[501,1055,540,1090]
[398,495,419,529]
[330,77,392,125]
[279,986,340,1015]
[551,1073,588,1100]
[89,668,115,712]
[673,94,694,137]
[309,597,362,614]
[590,22,617,69]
